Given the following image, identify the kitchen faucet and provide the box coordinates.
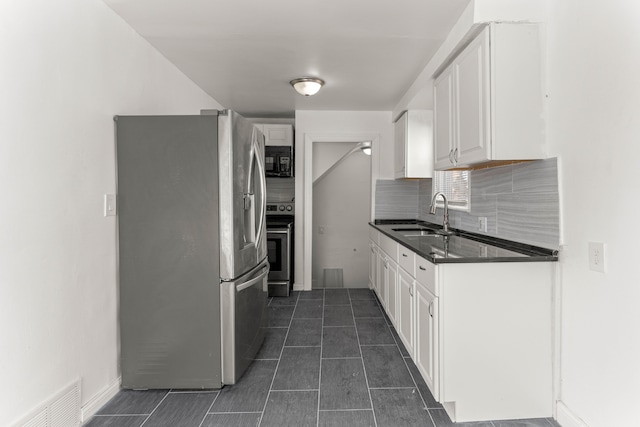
[429,192,451,234]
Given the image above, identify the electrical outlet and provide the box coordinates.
[478,217,488,233]
[588,242,605,273]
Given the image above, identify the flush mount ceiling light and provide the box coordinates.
[290,77,324,96]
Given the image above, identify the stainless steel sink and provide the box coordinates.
[403,230,442,237]
[391,226,453,238]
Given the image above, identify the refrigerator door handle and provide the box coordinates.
[236,264,269,292]
[253,132,267,250]
[244,137,255,213]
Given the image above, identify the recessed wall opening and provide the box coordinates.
[311,141,372,289]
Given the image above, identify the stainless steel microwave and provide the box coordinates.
[265,146,293,177]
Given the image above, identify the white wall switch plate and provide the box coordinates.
[104,194,117,217]
[588,241,605,273]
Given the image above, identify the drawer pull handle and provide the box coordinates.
[419,266,426,271]
[402,253,408,257]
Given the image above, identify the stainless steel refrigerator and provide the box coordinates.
[115,110,268,389]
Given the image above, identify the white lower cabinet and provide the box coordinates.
[415,280,438,401]
[386,261,398,325]
[397,268,415,355]
[375,247,398,325]
[369,226,554,423]
[375,249,386,304]
[369,241,377,290]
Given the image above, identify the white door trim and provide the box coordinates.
[301,132,380,291]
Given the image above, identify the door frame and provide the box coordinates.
[301,133,379,291]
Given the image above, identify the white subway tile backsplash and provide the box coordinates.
[266,177,295,202]
[418,179,433,219]
[376,158,560,249]
[471,165,513,196]
[374,180,419,220]
[497,192,560,248]
[513,158,558,193]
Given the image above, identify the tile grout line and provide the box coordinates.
[350,289,379,427]
[316,288,325,427]
[373,294,440,427]
[138,390,171,427]
[257,291,299,426]
[197,390,221,427]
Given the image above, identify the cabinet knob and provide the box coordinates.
[402,253,408,257]
[419,266,426,271]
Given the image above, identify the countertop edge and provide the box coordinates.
[370,220,559,264]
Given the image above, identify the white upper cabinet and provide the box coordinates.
[254,124,293,146]
[394,110,434,178]
[434,67,454,168]
[434,23,545,170]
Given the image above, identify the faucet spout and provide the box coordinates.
[429,192,450,233]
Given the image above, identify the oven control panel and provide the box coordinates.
[266,202,294,215]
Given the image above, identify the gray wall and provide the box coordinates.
[375,158,560,249]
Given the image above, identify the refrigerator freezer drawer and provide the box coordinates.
[221,259,269,384]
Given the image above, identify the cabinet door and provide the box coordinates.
[381,256,391,309]
[454,27,490,166]
[397,268,415,356]
[369,242,377,290]
[262,124,293,146]
[394,112,408,178]
[416,282,438,401]
[387,261,398,326]
[376,251,386,301]
[373,251,384,298]
[434,66,455,169]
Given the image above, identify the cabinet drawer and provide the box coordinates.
[416,256,436,295]
[398,246,416,276]
[369,226,379,244]
[379,234,398,262]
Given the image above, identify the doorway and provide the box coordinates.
[311,141,371,289]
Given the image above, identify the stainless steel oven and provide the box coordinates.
[266,202,294,297]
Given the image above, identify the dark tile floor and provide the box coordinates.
[86,289,561,427]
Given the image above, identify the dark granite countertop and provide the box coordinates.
[370,220,558,264]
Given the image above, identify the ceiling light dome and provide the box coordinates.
[290,77,324,96]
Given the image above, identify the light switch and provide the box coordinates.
[588,242,605,273]
[104,194,117,217]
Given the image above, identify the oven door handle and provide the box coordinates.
[267,229,290,234]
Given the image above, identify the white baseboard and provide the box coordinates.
[293,283,306,291]
[556,401,589,427]
[81,377,121,423]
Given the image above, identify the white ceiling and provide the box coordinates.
[103,0,471,117]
